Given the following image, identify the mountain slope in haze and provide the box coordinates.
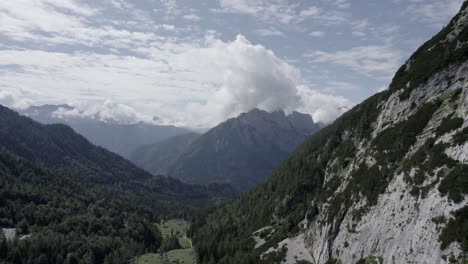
[0,104,151,183]
[20,104,190,159]
[130,132,200,176]
[0,104,236,198]
[0,105,236,263]
[155,109,320,192]
[194,3,468,263]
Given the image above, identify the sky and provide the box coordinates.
[0,0,464,128]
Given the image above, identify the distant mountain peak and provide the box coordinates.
[24,104,74,115]
[146,107,321,191]
[287,110,317,135]
[232,108,318,136]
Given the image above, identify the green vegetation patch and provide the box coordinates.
[134,219,196,264]
[160,234,182,252]
[325,258,342,264]
[400,138,457,198]
[453,127,468,146]
[439,206,468,253]
[158,219,191,249]
[439,88,462,102]
[322,101,441,220]
[438,164,468,203]
[134,249,196,264]
[350,164,388,206]
[356,255,384,264]
[372,101,439,165]
[402,138,455,174]
[389,5,468,101]
[324,163,389,224]
[436,115,464,136]
[134,253,165,264]
[166,248,196,264]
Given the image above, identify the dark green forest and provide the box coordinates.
[0,105,235,264]
[0,150,163,263]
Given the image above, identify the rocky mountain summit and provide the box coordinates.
[133,108,319,192]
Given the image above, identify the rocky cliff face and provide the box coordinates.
[261,4,468,263]
[305,61,468,264]
[194,2,468,263]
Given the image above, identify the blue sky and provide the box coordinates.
[0,0,464,127]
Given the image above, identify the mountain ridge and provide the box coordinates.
[0,104,237,199]
[130,132,201,177]
[20,104,191,159]
[133,108,320,192]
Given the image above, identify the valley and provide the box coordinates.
[0,1,467,264]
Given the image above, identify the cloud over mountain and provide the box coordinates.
[0,31,350,127]
[1,0,460,128]
[0,90,32,110]
[183,35,306,126]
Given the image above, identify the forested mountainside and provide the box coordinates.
[20,104,190,159]
[0,105,235,263]
[154,109,320,192]
[130,132,200,177]
[0,105,150,183]
[193,2,468,263]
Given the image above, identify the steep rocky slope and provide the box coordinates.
[161,108,320,192]
[194,2,468,263]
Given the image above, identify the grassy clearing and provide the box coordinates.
[134,253,163,264]
[134,219,195,264]
[158,219,191,249]
[166,248,196,264]
[133,248,196,264]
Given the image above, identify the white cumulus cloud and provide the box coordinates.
[52,100,149,124]
[297,86,352,124]
[0,34,349,127]
[0,90,32,110]
[184,35,301,125]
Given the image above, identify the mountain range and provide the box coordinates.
[194,3,468,263]
[19,104,191,159]
[131,108,320,191]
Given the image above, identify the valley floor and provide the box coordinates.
[133,219,196,264]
